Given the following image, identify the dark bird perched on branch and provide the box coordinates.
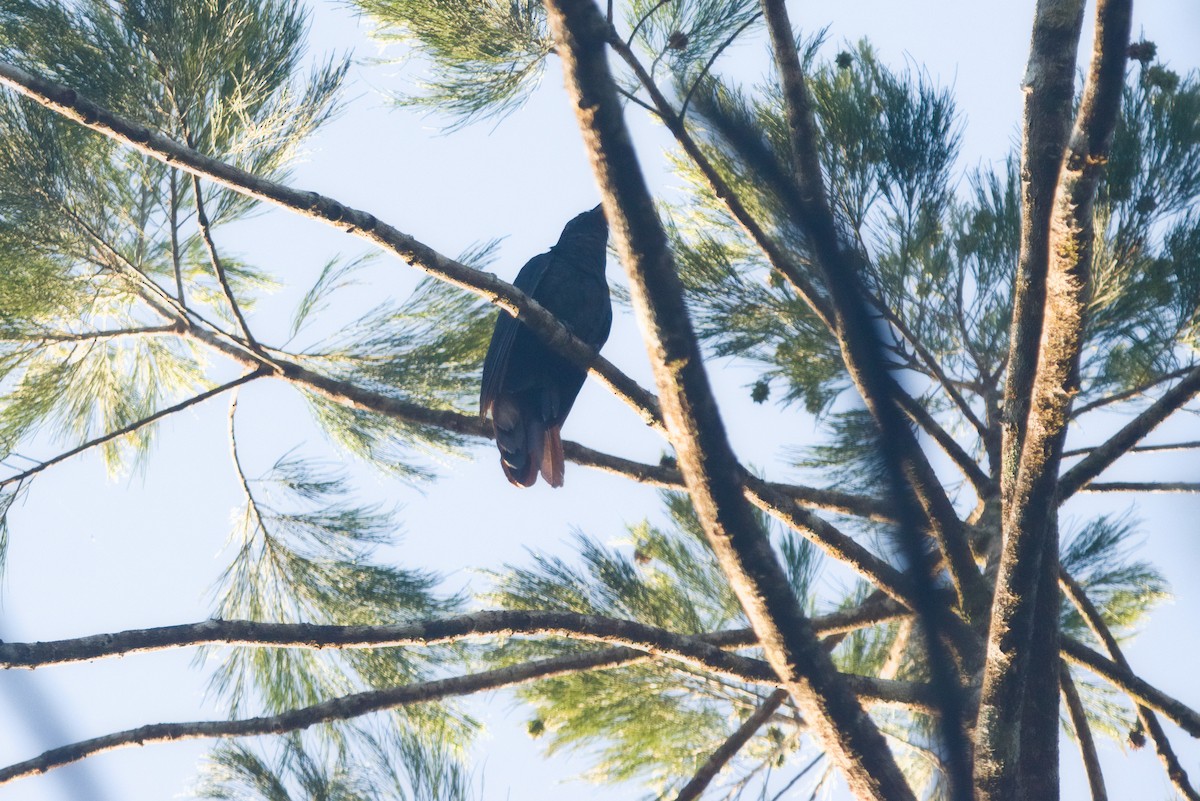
[480,206,611,487]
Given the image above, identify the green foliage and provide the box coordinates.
[195,733,471,801]
[486,493,818,791]
[1060,514,1169,644]
[206,451,473,796]
[356,0,552,126]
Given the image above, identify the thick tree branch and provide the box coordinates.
[1000,0,1088,504]
[1060,571,1200,800]
[1058,365,1200,499]
[672,688,788,801]
[0,59,662,430]
[541,3,915,799]
[1060,664,1108,801]
[0,649,644,786]
[759,2,976,794]
[0,602,909,670]
[977,2,1131,796]
[0,370,267,489]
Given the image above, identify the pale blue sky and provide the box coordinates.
[1,1,1198,800]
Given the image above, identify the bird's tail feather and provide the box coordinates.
[541,426,564,488]
[494,399,542,487]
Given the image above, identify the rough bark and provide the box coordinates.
[540,2,916,799]
[1000,0,1087,505]
[975,2,1130,797]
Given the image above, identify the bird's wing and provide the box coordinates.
[479,251,552,417]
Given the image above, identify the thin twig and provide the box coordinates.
[0,371,267,489]
[192,175,265,357]
[673,689,788,801]
[678,13,762,119]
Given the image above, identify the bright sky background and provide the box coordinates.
[1,1,1197,800]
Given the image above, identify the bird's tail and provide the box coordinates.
[540,426,565,488]
[493,397,543,487]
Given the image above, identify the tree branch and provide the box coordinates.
[1060,663,1108,801]
[758,2,975,794]
[1058,365,1200,499]
[0,648,645,786]
[0,603,908,670]
[977,2,1131,796]
[1060,570,1200,800]
[0,59,663,431]
[1000,0,1088,504]
[1078,482,1200,493]
[191,175,264,356]
[0,370,268,489]
[672,688,788,801]
[1061,637,1200,739]
[540,4,916,799]
[1069,364,1195,418]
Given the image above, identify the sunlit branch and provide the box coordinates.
[1061,664,1108,801]
[672,688,789,801]
[0,602,910,669]
[0,59,663,431]
[1070,364,1195,418]
[1058,365,1200,500]
[0,371,268,490]
[1060,570,1200,799]
[526,6,916,797]
[0,324,182,343]
[978,0,1131,795]
[1060,638,1200,739]
[1078,482,1200,494]
[0,649,644,786]
[1062,439,1200,458]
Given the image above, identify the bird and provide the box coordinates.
[480,205,611,488]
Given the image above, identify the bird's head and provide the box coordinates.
[556,204,608,251]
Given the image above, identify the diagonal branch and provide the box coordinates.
[976,2,1131,796]
[1060,663,1108,801]
[1060,570,1200,800]
[1060,637,1200,739]
[0,649,645,787]
[191,175,265,356]
[673,688,788,801]
[541,3,915,799]
[0,634,938,788]
[0,59,662,430]
[1058,364,1200,500]
[0,370,267,489]
[758,2,976,795]
[1069,364,1195,418]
